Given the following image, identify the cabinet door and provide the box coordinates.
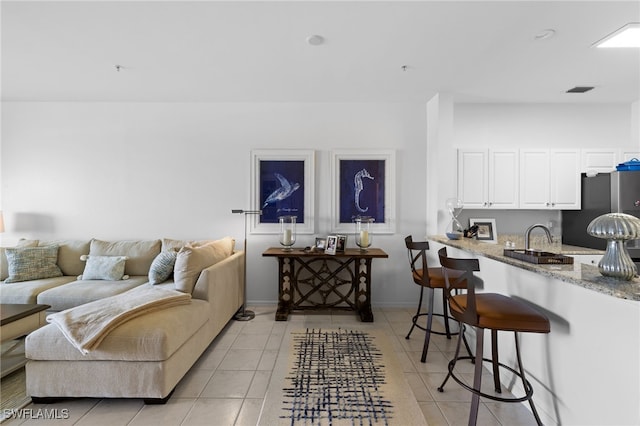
[581,149,619,173]
[551,150,581,209]
[489,149,518,208]
[457,150,488,208]
[520,150,551,209]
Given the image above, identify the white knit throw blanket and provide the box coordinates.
[47,285,191,354]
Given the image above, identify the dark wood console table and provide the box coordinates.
[262,247,388,322]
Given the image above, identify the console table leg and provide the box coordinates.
[355,258,374,322]
[276,257,293,321]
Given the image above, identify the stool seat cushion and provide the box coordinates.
[450,293,550,333]
[414,268,465,289]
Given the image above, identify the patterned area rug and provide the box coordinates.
[259,328,426,425]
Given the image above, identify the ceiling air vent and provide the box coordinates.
[566,86,594,93]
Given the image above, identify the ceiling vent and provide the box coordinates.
[566,86,594,93]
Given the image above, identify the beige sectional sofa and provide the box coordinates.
[0,237,244,403]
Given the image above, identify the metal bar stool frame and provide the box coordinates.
[435,247,550,426]
[404,236,471,363]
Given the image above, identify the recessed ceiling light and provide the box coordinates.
[306,35,324,46]
[594,23,640,48]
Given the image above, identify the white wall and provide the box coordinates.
[1,101,428,306]
[2,101,635,306]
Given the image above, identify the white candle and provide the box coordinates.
[360,230,369,247]
[283,229,292,245]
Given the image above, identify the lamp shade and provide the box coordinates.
[587,213,640,240]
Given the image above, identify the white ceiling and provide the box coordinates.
[2,0,639,103]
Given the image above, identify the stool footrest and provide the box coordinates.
[439,356,534,404]
[409,312,461,337]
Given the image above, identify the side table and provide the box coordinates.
[1,304,50,377]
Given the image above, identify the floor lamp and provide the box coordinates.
[232,209,262,321]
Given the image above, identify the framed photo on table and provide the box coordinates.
[250,149,315,234]
[330,149,396,234]
[469,218,498,243]
[325,236,338,255]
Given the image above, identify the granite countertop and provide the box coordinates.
[429,235,640,301]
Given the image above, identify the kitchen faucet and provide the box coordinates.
[525,224,553,251]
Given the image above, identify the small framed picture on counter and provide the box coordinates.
[470,218,498,243]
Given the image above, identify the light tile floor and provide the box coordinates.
[3,305,551,425]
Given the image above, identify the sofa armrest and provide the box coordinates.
[192,250,244,305]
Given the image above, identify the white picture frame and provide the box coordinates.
[250,149,315,234]
[325,235,338,255]
[330,149,396,234]
[469,218,498,243]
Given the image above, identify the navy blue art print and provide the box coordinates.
[260,160,305,224]
[339,159,385,224]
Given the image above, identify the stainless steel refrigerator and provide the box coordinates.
[562,171,640,264]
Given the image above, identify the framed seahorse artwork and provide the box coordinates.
[330,150,396,234]
[250,149,315,234]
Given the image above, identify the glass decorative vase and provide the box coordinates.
[279,215,296,251]
[354,216,374,251]
[445,198,464,240]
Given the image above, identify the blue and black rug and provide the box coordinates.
[260,328,426,426]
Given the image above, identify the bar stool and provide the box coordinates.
[404,236,469,363]
[436,247,550,426]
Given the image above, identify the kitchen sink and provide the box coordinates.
[503,249,574,264]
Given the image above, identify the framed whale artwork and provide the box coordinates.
[330,150,395,234]
[250,150,315,234]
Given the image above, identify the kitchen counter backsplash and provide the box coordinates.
[430,235,640,301]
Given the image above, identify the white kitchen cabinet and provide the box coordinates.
[581,149,619,173]
[520,149,581,209]
[457,149,518,209]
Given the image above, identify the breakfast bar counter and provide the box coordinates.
[429,235,640,300]
[427,235,639,426]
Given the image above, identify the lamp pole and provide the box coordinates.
[232,209,262,321]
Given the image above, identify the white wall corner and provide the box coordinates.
[426,93,456,238]
[631,100,639,150]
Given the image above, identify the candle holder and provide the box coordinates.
[279,215,296,251]
[354,216,374,251]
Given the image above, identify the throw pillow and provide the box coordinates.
[148,250,178,285]
[1,239,40,281]
[173,237,235,293]
[78,255,129,281]
[4,245,63,283]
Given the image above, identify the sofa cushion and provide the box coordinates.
[26,299,209,361]
[0,276,77,304]
[173,237,235,294]
[4,246,63,283]
[36,277,148,312]
[89,239,161,276]
[148,251,177,285]
[38,239,90,276]
[161,238,216,252]
[79,255,129,281]
[1,239,40,281]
